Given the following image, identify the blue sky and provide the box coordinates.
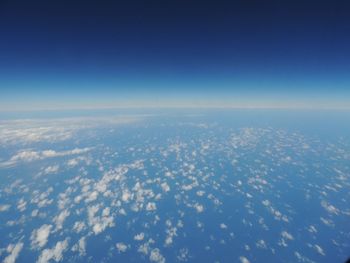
[0,0,349,110]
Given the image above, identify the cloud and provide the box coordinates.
[87,205,115,235]
[134,233,145,241]
[0,116,141,145]
[121,190,132,202]
[193,203,204,213]
[0,123,73,145]
[37,239,69,263]
[73,221,86,233]
[72,237,86,256]
[320,201,339,215]
[160,182,170,192]
[314,244,325,256]
[281,231,294,240]
[31,224,52,249]
[239,256,250,263]
[116,242,128,253]
[149,248,165,263]
[0,204,11,212]
[146,202,157,211]
[220,223,227,229]
[3,242,24,263]
[43,165,59,174]
[0,147,92,168]
[177,248,189,262]
[16,199,27,212]
[53,210,70,230]
[85,191,98,203]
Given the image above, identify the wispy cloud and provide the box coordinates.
[0,148,92,168]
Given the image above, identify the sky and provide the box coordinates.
[0,0,350,110]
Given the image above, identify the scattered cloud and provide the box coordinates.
[37,239,69,263]
[3,242,23,263]
[72,237,87,256]
[0,204,11,212]
[134,233,145,241]
[31,224,53,249]
[149,248,165,263]
[53,210,70,230]
[116,242,128,253]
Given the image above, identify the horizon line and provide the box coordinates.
[1,104,350,112]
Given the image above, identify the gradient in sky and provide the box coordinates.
[0,0,350,110]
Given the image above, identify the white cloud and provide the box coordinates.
[194,203,204,213]
[53,210,70,230]
[72,237,86,256]
[0,117,139,145]
[37,238,69,263]
[87,205,115,235]
[122,190,132,202]
[134,233,145,241]
[256,240,267,249]
[116,242,128,253]
[149,248,165,263]
[73,221,86,233]
[177,248,189,262]
[160,182,170,192]
[16,199,27,212]
[67,158,79,167]
[314,244,325,256]
[146,202,157,211]
[321,201,339,215]
[3,242,23,263]
[220,223,227,229]
[31,224,52,249]
[239,256,250,263]
[196,190,205,196]
[281,231,294,240]
[85,191,98,203]
[0,148,92,168]
[43,165,59,174]
[0,204,11,212]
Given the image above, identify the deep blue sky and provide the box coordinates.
[0,0,349,110]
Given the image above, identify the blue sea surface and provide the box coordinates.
[0,110,349,263]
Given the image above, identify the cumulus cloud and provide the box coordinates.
[72,237,87,256]
[85,191,98,203]
[177,248,189,262]
[149,248,165,263]
[73,221,86,233]
[121,190,132,202]
[87,205,115,235]
[53,210,70,230]
[281,231,294,240]
[146,202,157,211]
[134,233,145,241]
[239,256,250,263]
[160,182,170,192]
[194,203,204,213]
[66,156,92,168]
[220,223,227,229]
[43,165,59,174]
[37,239,69,263]
[31,224,53,249]
[3,242,24,263]
[116,242,128,253]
